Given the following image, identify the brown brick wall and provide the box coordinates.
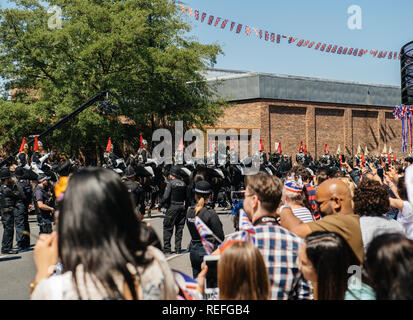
[315,108,345,158]
[211,99,403,159]
[269,105,306,156]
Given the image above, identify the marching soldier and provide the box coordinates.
[0,168,18,254]
[159,165,187,255]
[137,133,150,164]
[122,166,144,220]
[13,166,32,250]
[33,174,55,234]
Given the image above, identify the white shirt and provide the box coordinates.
[397,201,413,240]
[31,246,178,300]
[359,216,405,252]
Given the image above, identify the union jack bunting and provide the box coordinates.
[195,216,215,255]
[214,17,221,26]
[221,19,228,29]
[239,209,256,243]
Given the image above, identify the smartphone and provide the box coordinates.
[231,191,245,201]
[203,255,220,300]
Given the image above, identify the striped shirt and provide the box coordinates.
[292,207,315,223]
[305,183,321,220]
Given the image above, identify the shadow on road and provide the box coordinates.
[0,256,22,263]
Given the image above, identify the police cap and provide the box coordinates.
[0,168,11,179]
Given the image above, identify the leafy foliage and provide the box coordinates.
[0,0,225,162]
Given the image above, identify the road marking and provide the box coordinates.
[166,252,189,261]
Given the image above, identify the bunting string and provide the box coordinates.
[178,3,400,61]
[394,105,413,154]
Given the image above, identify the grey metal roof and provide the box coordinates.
[204,68,401,107]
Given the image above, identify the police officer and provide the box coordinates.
[0,168,18,254]
[186,180,224,278]
[33,174,55,234]
[122,166,144,220]
[13,167,32,250]
[159,165,187,255]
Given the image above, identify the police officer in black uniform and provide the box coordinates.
[122,166,144,220]
[159,165,187,255]
[0,168,18,254]
[13,167,32,250]
[186,180,225,278]
[33,174,55,234]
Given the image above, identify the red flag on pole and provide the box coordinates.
[19,137,26,153]
[230,138,235,151]
[106,138,112,153]
[139,133,143,149]
[34,136,39,152]
[259,139,264,152]
[178,138,184,151]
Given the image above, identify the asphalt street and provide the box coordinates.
[0,209,236,300]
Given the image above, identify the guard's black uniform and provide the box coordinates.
[159,178,187,253]
[13,176,32,249]
[33,185,54,234]
[186,206,225,278]
[0,182,17,253]
[123,179,144,217]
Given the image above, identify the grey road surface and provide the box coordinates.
[0,209,236,300]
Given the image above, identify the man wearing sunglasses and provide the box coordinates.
[278,179,364,266]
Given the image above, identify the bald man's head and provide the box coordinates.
[316,179,354,216]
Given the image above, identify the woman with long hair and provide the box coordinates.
[365,233,413,300]
[217,241,270,300]
[298,231,360,300]
[186,180,224,278]
[31,167,177,300]
[196,240,270,300]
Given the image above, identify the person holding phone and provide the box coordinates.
[197,240,270,300]
[186,181,225,278]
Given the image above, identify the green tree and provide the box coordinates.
[0,0,225,163]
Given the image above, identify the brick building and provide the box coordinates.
[204,69,402,159]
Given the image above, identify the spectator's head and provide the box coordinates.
[244,172,283,221]
[336,177,356,209]
[298,231,359,300]
[316,168,329,186]
[353,180,390,217]
[397,176,408,201]
[218,241,270,300]
[282,178,305,206]
[288,165,312,183]
[315,179,353,216]
[58,167,150,299]
[365,233,413,300]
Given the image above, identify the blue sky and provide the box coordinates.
[0,0,411,87]
[182,0,411,86]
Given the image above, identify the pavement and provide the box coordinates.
[0,208,237,300]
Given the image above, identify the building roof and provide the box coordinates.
[203,68,401,107]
